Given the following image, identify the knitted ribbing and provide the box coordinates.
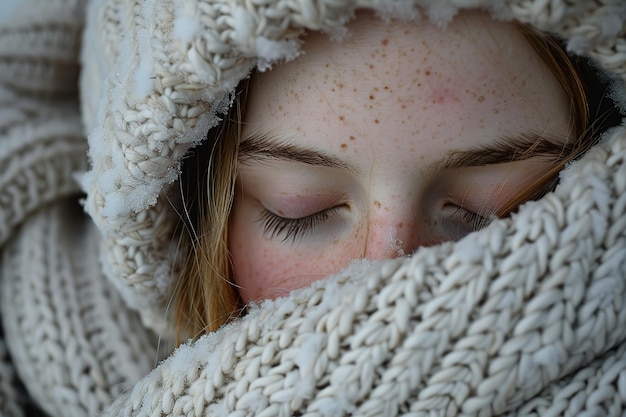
[0,98,87,247]
[0,199,167,417]
[0,0,88,248]
[0,337,23,417]
[0,2,90,415]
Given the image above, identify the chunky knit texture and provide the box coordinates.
[0,1,86,415]
[78,0,626,335]
[103,131,626,416]
[0,1,165,416]
[1,0,626,416]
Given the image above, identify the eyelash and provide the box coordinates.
[259,205,492,244]
[259,207,340,243]
[449,205,491,232]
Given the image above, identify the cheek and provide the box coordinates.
[229,222,366,302]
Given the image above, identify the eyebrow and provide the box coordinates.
[436,131,574,172]
[239,130,355,172]
[239,130,573,173]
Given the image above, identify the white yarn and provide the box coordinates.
[1,200,167,417]
[0,337,23,417]
[1,0,626,416]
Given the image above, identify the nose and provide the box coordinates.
[363,217,420,260]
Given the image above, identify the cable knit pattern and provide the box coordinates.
[1,0,626,416]
[1,199,167,417]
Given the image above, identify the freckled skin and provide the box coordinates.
[229,11,570,303]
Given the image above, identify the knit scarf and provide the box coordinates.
[1,0,626,416]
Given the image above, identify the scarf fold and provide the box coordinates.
[1,198,166,417]
[1,0,626,416]
[100,128,626,416]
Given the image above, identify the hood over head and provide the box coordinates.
[79,0,626,333]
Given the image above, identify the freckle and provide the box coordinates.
[369,64,375,69]
[374,119,379,124]
[340,143,347,149]
[374,87,379,92]
[339,115,345,121]
[381,38,389,46]
[374,200,382,208]
[331,88,336,92]
[398,222,404,228]
[278,105,283,111]
[325,63,329,68]
[425,70,431,76]
[369,95,375,100]
[349,135,356,141]
[415,69,421,74]
[494,108,500,114]
[477,96,485,103]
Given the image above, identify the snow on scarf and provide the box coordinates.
[1,0,626,416]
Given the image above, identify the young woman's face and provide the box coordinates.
[229,11,570,301]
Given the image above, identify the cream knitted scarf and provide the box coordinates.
[1,0,626,416]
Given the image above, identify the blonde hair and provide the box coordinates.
[173,26,618,340]
[174,85,247,340]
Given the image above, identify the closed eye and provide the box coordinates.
[258,206,343,243]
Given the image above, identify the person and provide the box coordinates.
[1,1,625,416]
[174,11,622,338]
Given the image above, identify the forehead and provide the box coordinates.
[244,11,569,153]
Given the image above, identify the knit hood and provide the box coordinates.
[79,0,626,333]
[1,0,626,416]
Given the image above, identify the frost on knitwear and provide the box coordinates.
[0,0,626,416]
